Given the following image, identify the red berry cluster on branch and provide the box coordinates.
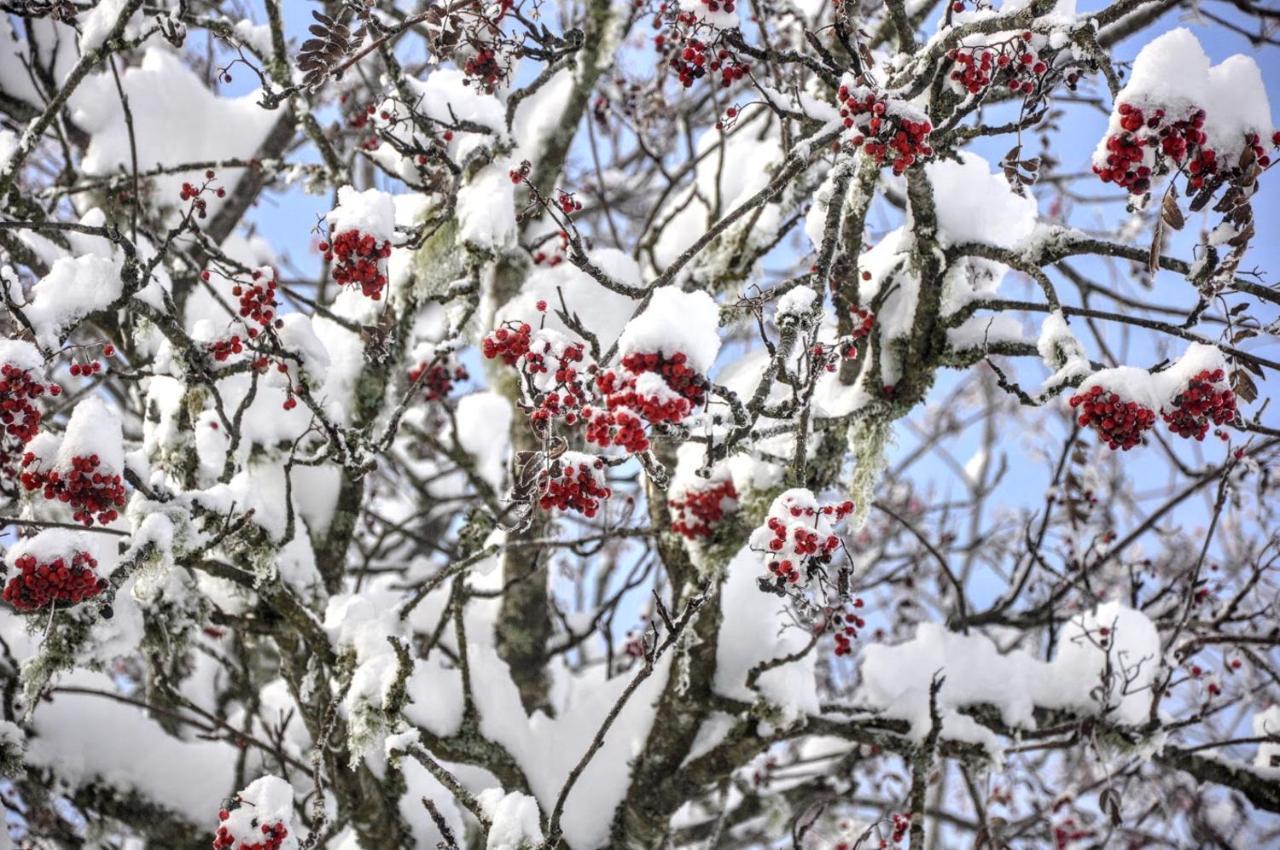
[321,230,392,300]
[849,307,876,339]
[208,336,245,362]
[820,598,866,657]
[946,32,1050,98]
[408,358,470,403]
[837,85,933,174]
[658,17,750,89]
[1067,385,1157,450]
[669,478,738,540]
[752,492,855,587]
[212,806,289,850]
[3,549,106,612]
[481,322,533,366]
[0,361,58,481]
[537,454,612,517]
[20,453,127,526]
[1162,368,1236,440]
[179,170,224,218]
[231,269,282,337]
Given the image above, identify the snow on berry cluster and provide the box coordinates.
[749,489,854,587]
[0,341,58,487]
[484,287,721,459]
[537,451,612,518]
[668,474,739,540]
[210,776,296,850]
[837,83,934,174]
[18,398,126,526]
[1092,29,1276,198]
[1068,343,1239,450]
[651,0,748,91]
[323,187,395,301]
[3,541,105,613]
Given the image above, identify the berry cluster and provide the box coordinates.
[408,358,470,403]
[537,453,612,517]
[1067,385,1158,451]
[887,813,911,847]
[212,807,289,850]
[532,231,569,267]
[3,549,106,612]
[821,598,866,657]
[1162,368,1236,440]
[946,33,1050,98]
[178,170,225,218]
[656,15,751,90]
[0,361,58,480]
[321,230,392,300]
[556,191,583,215]
[1095,103,1279,197]
[751,491,854,587]
[232,269,282,336]
[464,48,505,93]
[20,453,127,526]
[837,85,933,174]
[209,336,246,363]
[483,320,708,455]
[849,306,876,339]
[669,478,738,540]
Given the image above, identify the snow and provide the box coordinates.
[457,162,519,251]
[0,338,43,372]
[1093,29,1273,172]
[776,285,820,322]
[59,396,125,474]
[477,789,545,850]
[79,0,140,52]
[219,776,298,850]
[1252,706,1280,774]
[715,545,819,722]
[455,392,514,490]
[327,186,396,242]
[70,48,278,210]
[926,153,1037,249]
[26,669,239,821]
[615,286,722,372]
[13,254,121,349]
[1075,342,1228,411]
[855,601,1163,746]
[494,249,642,350]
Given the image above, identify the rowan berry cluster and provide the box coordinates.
[556,191,583,215]
[655,15,751,90]
[946,33,1050,98]
[321,230,392,300]
[1094,102,1279,197]
[0,361,58,480]
[483,320,709,455]
[751,491,854,588]
[408,357,469,403]
[532,231,569,266]
[3,549,106,612]
[821,598,866,657]
[211,806,289,850]
[232,268,282,336]
[178,170,224,218]
[886,813,911,847]
[669,478,738,540]
[464,48,505,92]
[20,453,127,526]
[482,321,534,366]
[208,336,245,362]
[837,85,934,173]
[536,453,611,517]
[1067,385,1158,450]
[849,307,876,339]
[1162,368,1237,440]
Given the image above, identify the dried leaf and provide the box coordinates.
[1161,189,1185,230]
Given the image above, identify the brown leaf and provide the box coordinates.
[1148,214,1164,274]
[1232,369,1259,403]
[1161,189,1185,231]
